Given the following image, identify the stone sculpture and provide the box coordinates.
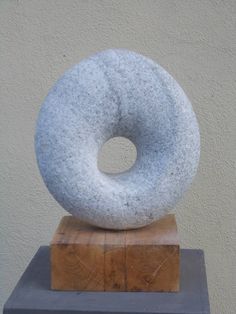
[35,49,200,230]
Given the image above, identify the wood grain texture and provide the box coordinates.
[51,214,179,291]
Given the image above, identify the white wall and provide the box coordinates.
[1,1,236,313]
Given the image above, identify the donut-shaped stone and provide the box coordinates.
[35,49,200,230]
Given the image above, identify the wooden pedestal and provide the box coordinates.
[51,214,180,292]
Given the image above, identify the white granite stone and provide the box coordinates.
[35,49,200,230]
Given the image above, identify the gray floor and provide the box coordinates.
[4,246,210,314]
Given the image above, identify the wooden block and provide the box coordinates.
[51,214,180,292]
[51,218,105,291]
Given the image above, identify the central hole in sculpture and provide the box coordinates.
[97,137,137,174]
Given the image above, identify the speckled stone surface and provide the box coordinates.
[35,49,200,230]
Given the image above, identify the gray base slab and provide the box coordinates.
[4,246,210,314]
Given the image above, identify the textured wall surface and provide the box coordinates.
[0,1,235,313]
